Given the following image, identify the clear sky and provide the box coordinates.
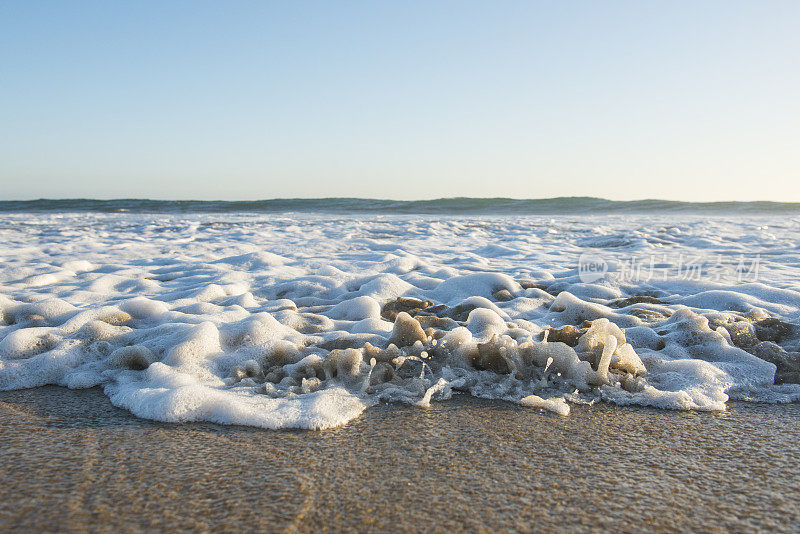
[1,0,798,201]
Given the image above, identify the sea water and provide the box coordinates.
[1,199,799,429]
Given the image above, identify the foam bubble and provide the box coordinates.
[1,211,798,429]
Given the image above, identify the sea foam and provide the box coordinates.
[1,211,799,429]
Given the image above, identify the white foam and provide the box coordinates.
[1,211,799,429]
[106,363,369,430]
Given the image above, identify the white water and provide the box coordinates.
[1,212,799,429]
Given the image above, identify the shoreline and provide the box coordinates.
[2,386,799,532]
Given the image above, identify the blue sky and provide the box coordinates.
[1,0,798,201]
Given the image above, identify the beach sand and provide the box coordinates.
[1,387,798,532]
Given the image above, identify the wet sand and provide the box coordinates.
[1,387,799,533]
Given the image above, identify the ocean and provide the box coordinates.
[3,196,800,214]
[1,199,799,430]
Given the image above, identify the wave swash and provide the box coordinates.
[2,210,800,429]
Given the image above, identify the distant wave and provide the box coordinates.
[2,197,800,214]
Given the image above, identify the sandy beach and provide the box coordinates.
[2,386,798,532]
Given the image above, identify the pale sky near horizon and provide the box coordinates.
[1,0,799,202]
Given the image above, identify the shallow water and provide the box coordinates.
[2,212,800,428]
[1,386,799,532]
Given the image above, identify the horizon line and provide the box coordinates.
[3,196,800,205]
